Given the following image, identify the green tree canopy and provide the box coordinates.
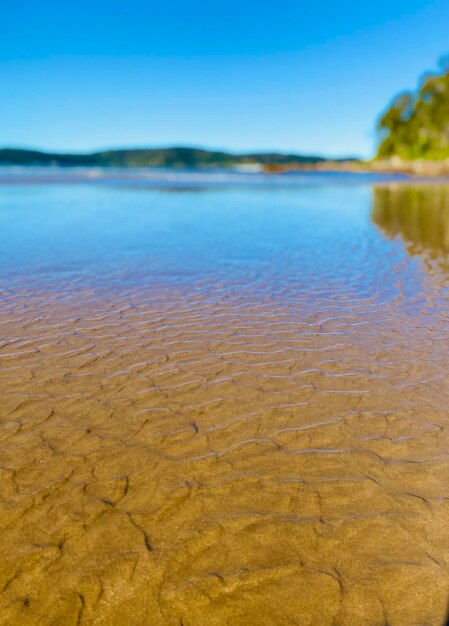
[377,63,449,160]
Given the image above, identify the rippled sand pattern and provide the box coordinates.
[2,182,449,625]
[2,280,449,626]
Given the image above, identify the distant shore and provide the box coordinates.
[2,146,449,178]
[263,156,449,178]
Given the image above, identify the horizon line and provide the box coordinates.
[0,144,364,161]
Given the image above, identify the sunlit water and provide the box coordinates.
[1,171,449,625]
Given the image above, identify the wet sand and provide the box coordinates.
[1,183,449,624]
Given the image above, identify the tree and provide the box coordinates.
[377,62,449,160]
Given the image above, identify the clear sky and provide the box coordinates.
[1,0,449,157]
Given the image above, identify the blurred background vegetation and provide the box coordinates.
[377,59,449,160]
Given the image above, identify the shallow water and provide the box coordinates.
[1,176,449,625]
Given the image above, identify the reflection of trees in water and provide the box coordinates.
[372,186,449,261]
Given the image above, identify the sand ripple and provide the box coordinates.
[1,282,449,625]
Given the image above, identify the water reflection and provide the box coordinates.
[372,185,449,265]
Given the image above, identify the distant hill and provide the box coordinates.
[377,63,449,160]
[0,147,330,168]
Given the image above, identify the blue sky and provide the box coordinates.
[1,0,449,157]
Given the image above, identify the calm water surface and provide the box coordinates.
[1,174,449,625]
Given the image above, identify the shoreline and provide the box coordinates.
[262,156,449,178]
[1,160,449,186]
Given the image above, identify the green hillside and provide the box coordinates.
[0,147,327,168]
